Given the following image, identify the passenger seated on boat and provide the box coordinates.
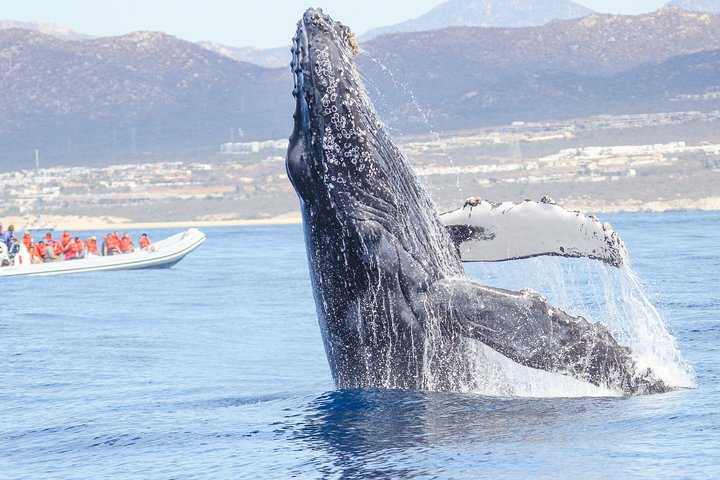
[61,230,73,248]
[51,240,64,260]
[22,232,33,250]
[64,237,83,260]
[85,236,99,256]
[103,233,121,256]
[27,244,43,264]
[44,232,54,243]
[41,240,58,262]
[8,236,21,263]
[2,224,16,248]
[74,237,85,259]
[139,233,151,250]
[120,232,134,253]
[35,241,48,262]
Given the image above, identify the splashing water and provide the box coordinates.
[295,16,690,395]
[358,51,461,195]
[464,257,696,397]
[353,52,692,396]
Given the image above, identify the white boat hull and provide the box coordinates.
[0,228,206,277]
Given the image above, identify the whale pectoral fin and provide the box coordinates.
[429,278,667,395]
[439,198,628,267]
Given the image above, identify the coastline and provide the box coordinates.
[2,211,303,232]
[4,196,719,232]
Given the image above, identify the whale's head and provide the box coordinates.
[286,9,464,388]
[287,8,365,206]
[286,8,460,277]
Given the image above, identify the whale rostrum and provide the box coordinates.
[286,8,668,395]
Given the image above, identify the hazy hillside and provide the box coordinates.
[361,0,594,40]
[2,7,720,170]
[438,48,720,127]
[196,42,289,69]
[0,29,291,170]
[359,7,720,128]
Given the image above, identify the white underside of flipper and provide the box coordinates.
[439,197,628,267]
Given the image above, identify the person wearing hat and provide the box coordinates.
[85,236,99,256]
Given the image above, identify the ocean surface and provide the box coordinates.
[1,211,718,479]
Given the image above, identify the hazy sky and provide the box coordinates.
[2,1,671,48]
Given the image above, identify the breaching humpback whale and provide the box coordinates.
[286,8,668,395]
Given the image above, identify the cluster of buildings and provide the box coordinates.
[414,140,720,187]
[1,111,718,220]
[0,157,288,218]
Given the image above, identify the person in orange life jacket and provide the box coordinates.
[64,236,82,260]
[22,232,33,249]
[111,231,123,253]
[139,233,151,250]
[44,232,54,243]
[35,240,48,262]
[119,232,133,253]
[73,237,85,259]
[27,243,43,263]
[46,239,63,260]
[85,236,99,256]
[103,233,121,256]
[61,230,73,248]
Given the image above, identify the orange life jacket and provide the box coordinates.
[61,232,73,247]
[65,239,81,259]
[85,239,98,254]
[120,236,133,252]
[106,235,120,250]
[139,236,151,249]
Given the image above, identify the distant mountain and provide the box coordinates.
[666,0,720,13]
[0,20,92,41]
[361,0,594,40]
[2,8,720,169]
[358,6,720,121]
[0,29,290,169]
[197,42,289,69]
[432,47,720,129]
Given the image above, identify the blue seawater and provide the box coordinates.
[1,212,718,479]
